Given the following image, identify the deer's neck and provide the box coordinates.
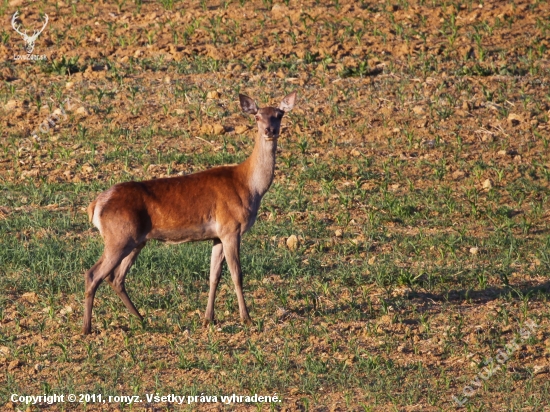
[241,133,278,200]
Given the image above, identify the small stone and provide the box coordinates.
[452,170,465,180]
[0,346,10,356]
[470,247,479,255]
[8,360,20,371]
[212,124,225,135]
[82,164,93,173]
[350,149,361,157]
[378,315,391,325]
[271,3,288,17]
[22,292,38,302]
[497,150,507,156]
[207,90,220,99]
[4,100,17,111]
[286,235,298,251]
[482,179,493,189]
[412,105,425,115]
[334,229,343,238]
[21,169,40,179]
[507,113,523,126]
[59,305,73,316]
[234,125,249,134]
[200,124,213,134]
[65,81,74,90]
[423,139,436,148]
[75,106,89,116]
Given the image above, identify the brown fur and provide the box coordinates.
[82,92,297,334]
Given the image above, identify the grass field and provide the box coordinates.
[1,0,550,410]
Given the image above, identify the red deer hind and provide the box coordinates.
[83,92,297,334]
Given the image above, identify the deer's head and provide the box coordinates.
[239,92,296,141]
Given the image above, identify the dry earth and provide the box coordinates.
[1,0,550,411]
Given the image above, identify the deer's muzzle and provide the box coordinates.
[264,128,279,141]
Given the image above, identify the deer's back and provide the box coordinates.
[93,165,252,243]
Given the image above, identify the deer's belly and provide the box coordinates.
[148,222,218,243]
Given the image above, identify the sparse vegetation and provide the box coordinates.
[1,0,549,411]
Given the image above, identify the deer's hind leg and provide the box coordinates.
[105,242,146,319]
[83,243,134,334]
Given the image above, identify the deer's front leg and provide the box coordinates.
[204,239,225,326]
[221,234,252,325]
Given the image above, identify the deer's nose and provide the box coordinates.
[265,127,279,136]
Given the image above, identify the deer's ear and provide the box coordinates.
[279,91,297,113]
[239,94,258,114]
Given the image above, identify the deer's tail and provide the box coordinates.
[87,200,97,223]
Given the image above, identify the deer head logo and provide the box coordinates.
[11,11,49,54]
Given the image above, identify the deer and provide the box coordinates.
[82,92,297,334]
